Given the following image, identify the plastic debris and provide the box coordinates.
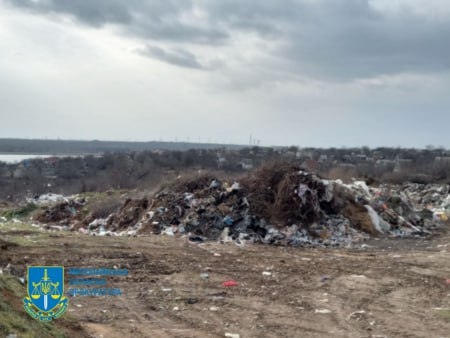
[320,276,331,283]
[347,310,366,320]
[224,334,240,338]
[189,236,204,243]
[223,280,238,287]
[31,165,449,246]
[315,309,332,314]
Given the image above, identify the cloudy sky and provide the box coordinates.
[1,0,449,147]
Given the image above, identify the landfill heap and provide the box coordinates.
[34,164,449,247]
[34,199,83,225]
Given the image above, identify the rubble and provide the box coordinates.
[29,164,449,247]
[34,199,83,224]
[28,193,68,205]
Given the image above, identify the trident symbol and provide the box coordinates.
[31,269,61,310]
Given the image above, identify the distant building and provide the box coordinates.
[318,154,328,163]
[375,159,396,169]
[0,167,11,178]
[217,156,227,168]
[435,157,450,165]
[353,154,367,163]
[239,159,254,170]
[338,163,356,170]
[42,157,58,178]
[394,159,413,173]
[13,165,26,179]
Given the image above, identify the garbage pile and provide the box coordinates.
[32,164,449,247]
[344,181,450,236]
[27,193,69,205]
[34,199,84,224]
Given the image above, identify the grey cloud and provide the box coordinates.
[281,1,450,80]
[4,0,450,80]
[7,0,135,25]
[130,20,227,44]
[206,0,450,80]
[4,0,228,43]
[137,45,205,69]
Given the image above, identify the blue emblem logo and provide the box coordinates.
[23,266,69,321]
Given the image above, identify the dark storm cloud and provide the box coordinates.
[205,0,450,80]
[278,1,450,80]
[5,0,450,80]
[5,0,228,43]
[137,45,205,69]
[7,0,136,25]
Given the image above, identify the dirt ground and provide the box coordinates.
[1,224,450,338]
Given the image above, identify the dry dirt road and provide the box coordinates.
[1,224,450,338]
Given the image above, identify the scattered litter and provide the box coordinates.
[320,275,331,283]
[262,271,272,276]
[162,288,172,292]
[200,273,210,280]
[315,309,332,314]
[173,307,180,311]
[210,306,219,312]
[347,310,366,320]
[189,236,204,243]
[225,334,240,338]
[351,275,367,279]
[223,280,238,287]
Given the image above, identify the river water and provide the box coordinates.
[0,154,76,163]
